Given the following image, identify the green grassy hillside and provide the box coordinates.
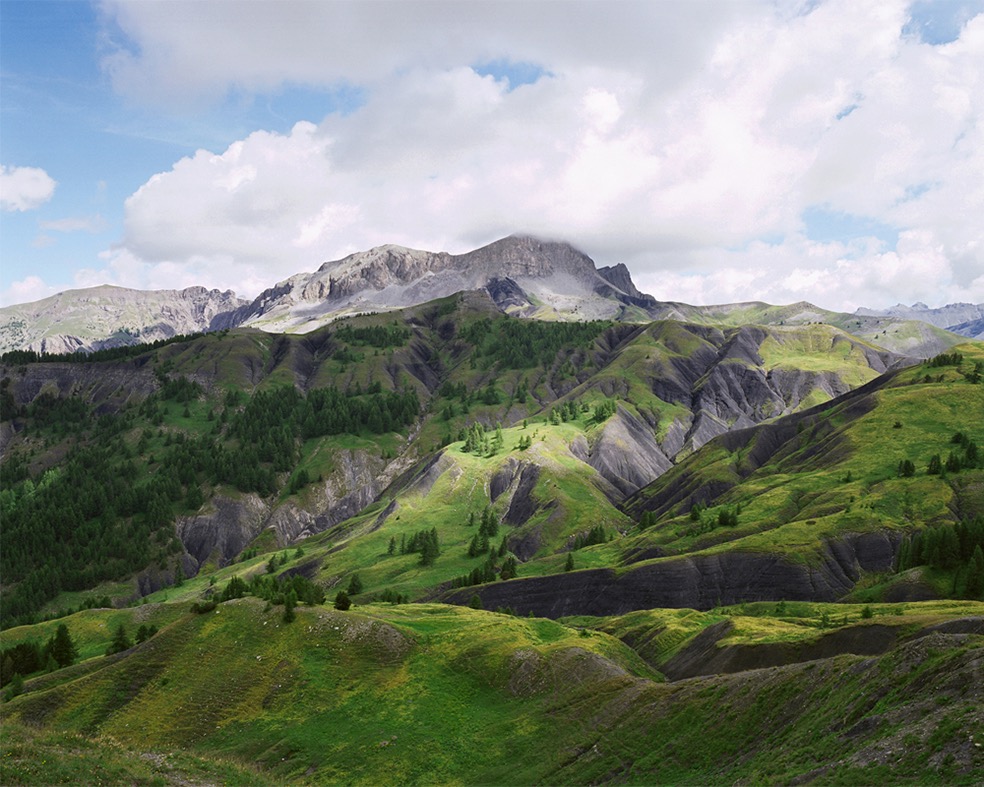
[2,599,982,784]
[624,344,984,575]
[1,298,917,627]
[2,301,983,784]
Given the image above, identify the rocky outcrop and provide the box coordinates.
[661,622,898,680]
[658,616,984,680]
[485,277,535,314]
[1,359,158,417]
[177,494,270,568]
[625,370,891,521]
[171,447,409,576]
[949,316,984,340]
[442,531,903,618]
[587,407,672,499]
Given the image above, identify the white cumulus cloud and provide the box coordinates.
[92,0,983,311]
[0,165,57,212]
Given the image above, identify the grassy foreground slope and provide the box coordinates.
[2,599,983,785]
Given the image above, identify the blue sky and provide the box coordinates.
[2,0,982,311]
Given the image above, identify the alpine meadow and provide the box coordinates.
[1,236,982,785]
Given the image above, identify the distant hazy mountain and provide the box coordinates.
[0,235,973,359]
[855,301,984,339]
[0,285,246,355]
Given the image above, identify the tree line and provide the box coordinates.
[458,317,610,369]
[0,331,209,366]
[896,517,984,598]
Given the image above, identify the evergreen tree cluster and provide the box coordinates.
[230,384,419,445]
[400,528,441,566]
[218,571,326,608]
[466,510,501,557]
[377,588,409,604]
[0,373,421,628]
[549,398,589,425]
[897,458,916,477]
[459,421,505,456]
[0,623,77,687]
[156,373,203,404]
[0,443,184,627]
[459,317,610,369]
[922,432,981,477]
[452,536,517,589]
[477,507,500,538]
[592,399,618,422]
[637,510,658,531]
[23,392,92,434]
[334,324,411,348]
[927,351,964,367]
[682,501,742,537]
[897,518,984,598]
[571,524,608,550]
[106,623,133,655]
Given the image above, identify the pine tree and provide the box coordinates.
[564,553,575,572]
[347,573,363,595]
[283,589,297,623]
[106,623,132,656]
[49,623,77,668]
[334,590,351,611]
[3,672,24,701]
[420,528,440,566]
[967,545,984,598]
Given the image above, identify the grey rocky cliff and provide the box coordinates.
[587,406,673,500]
[442,531,903,618]
[1,359,158,419]
[173,447,413,574]
[572,322,904,498]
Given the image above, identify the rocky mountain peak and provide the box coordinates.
[240,235,647,332]
[0,285,247,355]
[458,235,598,279]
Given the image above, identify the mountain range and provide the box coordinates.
[1,236,982,784]
[1,235,976,359]
[856,301,984,339]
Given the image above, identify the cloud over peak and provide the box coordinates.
[78,0,984,311]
